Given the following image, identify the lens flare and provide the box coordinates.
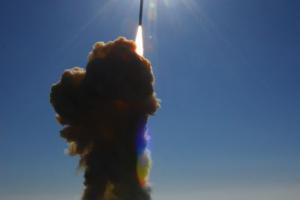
[135,25,144,56]
[136,127,152,187]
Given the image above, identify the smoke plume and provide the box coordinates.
[50,37,159,200]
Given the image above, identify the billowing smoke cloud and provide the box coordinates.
[50,37,159,200]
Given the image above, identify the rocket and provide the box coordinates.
[139,0,144,25]
[136,0,144,56]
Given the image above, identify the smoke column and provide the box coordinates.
[50,37,159,200]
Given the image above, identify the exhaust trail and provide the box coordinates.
[50,37,159,200]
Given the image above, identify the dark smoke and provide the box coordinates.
[50,37,159,200]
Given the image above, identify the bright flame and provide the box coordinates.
[135,25,144,56]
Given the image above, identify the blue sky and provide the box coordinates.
[0,0,299,199]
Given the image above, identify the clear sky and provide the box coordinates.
[0,0,299,199]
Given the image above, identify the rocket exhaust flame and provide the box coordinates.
[135,25,144,56]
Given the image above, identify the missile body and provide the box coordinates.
[139,0,144,25]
